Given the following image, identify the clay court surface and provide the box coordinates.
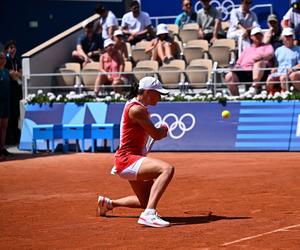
[1,152,300,249]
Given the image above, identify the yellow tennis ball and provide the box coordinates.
[222,110,230,119]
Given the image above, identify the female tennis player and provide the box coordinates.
[97,76,174,228]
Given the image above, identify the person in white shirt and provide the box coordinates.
[227,0,259,55]
[121,0,153,45]
[281,0,300,44]
[95,5,119,40]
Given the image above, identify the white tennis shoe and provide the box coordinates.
[138,211,170,228]
[97,196,112,216]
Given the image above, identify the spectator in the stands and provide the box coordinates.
[4,40,22,145]
[227,0,259,55]
[175,0,197,28]
[113,29,129,61]
[121,0,153,45]
[95,5,119,40]
[224,27,274,96]
[263,14,282,50]
[282,0,300,45]
[72,21,103,67]
[145,24,180,64]
[0,49,13,159]
[266,28,300,94]
[94,38,125,95]
[197,0,226,43]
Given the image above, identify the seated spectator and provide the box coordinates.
[72,21,103,67]
[197,0,226,43]
[227,0,259,55]
[121,0,153,45]
[95,5,119,40]
[0,50,13,158]
[282,0,300,45]
[266,28,300,94]
[113,29,129,61]
[263,14,282,50]
[145,24,180,64]
[224,27,274,96]
[4,40,22,145]
[94,39,125,95]
[175,0,197,28]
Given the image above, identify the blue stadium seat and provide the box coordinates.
[62,124,91,152]
[91,123,120,152]
[32,124,62,153]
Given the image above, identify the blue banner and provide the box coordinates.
[20,101,300,152]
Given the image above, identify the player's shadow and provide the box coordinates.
[105,214,251,226]
[163,214,251,226]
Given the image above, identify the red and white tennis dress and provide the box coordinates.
[114,98,149,173]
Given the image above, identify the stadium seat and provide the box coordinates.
[81,62,99,90]
[32,124,62,153]
[133,60,159,81]
[182,23,199,30]
[183,39,209,64]
[57,62,81,87]
[131,41,151,63]
[179,29,199,44]
[159,59,186,88]
[62,124,91,152]
[209,38,236,68]
[91,123,120,152]
[167,24,179,36]
[186,59,213,88]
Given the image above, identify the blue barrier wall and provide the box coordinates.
[20,101,300,152]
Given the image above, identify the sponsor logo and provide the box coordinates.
[195,0,235,20]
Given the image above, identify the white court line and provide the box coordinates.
[222,224,300,247]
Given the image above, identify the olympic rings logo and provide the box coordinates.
[195,0,235,21]
[151,113,196,139]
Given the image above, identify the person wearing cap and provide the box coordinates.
[95,5,119,40]
[145,23,180,64]
[225,27,274,96]
[266,27,300,94]
[263,14,282,50]
[282,0,300,44]
[197,0,226,43]
[175,0,197,28]
[121,0,153,45]
[72,21,103,67]
[94,38,125,94]
[113,29,129,61]
[227,0,259,55]
[97,76,173,228]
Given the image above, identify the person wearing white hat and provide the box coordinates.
[113,29,129,61]
[225,26,274,96]
[266,27,300,94]
[145,23,180,64]
[94,38,125,94]
[97,76,173,228]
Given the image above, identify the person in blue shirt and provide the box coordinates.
[266,28,300,94]
[72,21,103,67]
[175,0,197,28]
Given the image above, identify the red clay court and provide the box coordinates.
[1,152,300,249]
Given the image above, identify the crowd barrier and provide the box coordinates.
[20,101,300,152]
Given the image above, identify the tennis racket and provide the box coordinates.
[146,136,155,154]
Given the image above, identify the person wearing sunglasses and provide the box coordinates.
[227,0,259,55]
[121,0,154,45]
[282,0,300,45]
[175,0,197,28]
